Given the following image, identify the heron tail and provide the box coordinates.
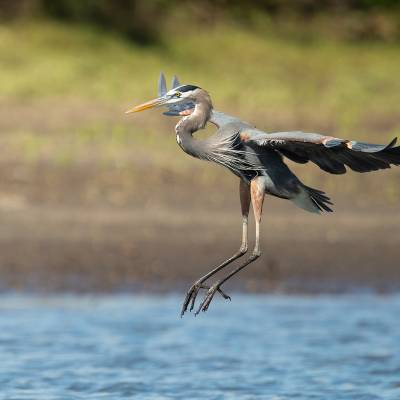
[291,185,334,214]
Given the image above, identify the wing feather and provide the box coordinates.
[242,129,400,174]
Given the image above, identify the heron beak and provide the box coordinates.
[125,97,166,114]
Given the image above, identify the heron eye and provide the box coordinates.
[175,92,181,98]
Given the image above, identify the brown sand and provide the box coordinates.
[0,195,399,294]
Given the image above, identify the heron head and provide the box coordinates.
[125,84,202,115]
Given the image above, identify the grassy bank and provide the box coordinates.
[0,19,400,206]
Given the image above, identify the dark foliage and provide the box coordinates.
[1,0,400,43]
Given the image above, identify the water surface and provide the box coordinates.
[0,294,399,399]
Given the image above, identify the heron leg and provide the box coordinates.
[180,179,250,317]
[195,178,265,315]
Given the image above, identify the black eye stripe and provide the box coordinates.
[177,85,200,93]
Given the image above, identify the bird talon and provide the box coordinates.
[182,280,231,316]
[181,289,194,317]
[189,289,198,313]
[181,282,210,316]
[195,284,220,315]
[217,288,231,301]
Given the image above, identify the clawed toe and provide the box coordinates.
[180,282,206,317]
[189,284,209,312]
[194,283,229,315]
[217,287,231,301]
[181,281,231,316]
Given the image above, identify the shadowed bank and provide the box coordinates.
[1,200,399,294]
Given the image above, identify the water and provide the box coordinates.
[0,294,399,399]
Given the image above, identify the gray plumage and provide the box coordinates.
[126,73,400,315]
[160,74,400,213]
[168,84,331,213]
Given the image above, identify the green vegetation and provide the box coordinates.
[1,18,400,204]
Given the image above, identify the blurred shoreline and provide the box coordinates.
[1,199,399,294]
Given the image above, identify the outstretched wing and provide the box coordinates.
[241,129,400,174]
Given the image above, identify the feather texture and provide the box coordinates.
[242,129,400,174]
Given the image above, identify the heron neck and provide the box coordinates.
[175,101,212,159]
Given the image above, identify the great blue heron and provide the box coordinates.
[126,73,400,316]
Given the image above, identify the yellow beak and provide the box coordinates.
[125,97,166,114]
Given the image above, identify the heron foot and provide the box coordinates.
[194,282,231,316]
[181,281,230,317]
[180,282,206,317]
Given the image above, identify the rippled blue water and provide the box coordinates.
[0,294,400,399]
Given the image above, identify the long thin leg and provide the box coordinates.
[195,177,265,314]
[180,179,250,316]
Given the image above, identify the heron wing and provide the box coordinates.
[209,111,247,128]
[241,129,400,174]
